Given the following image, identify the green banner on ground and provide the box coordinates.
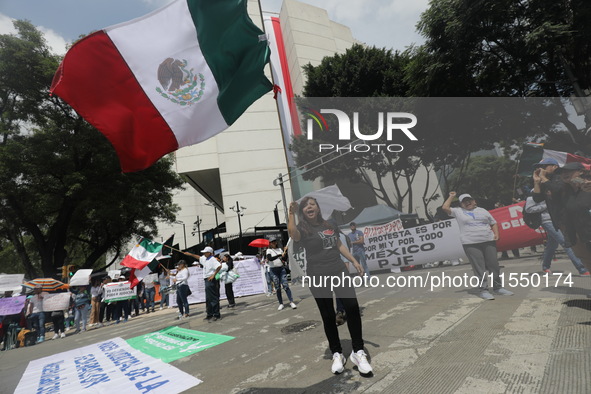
[126,326,234,362]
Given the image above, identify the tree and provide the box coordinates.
[0,21,184,278]
[407,0,591,153]
[446,156,525,209]
[293,45,443,216]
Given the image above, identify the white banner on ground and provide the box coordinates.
[170,259,265,306]
[43,292,72,312]
[14,337,202,394]
[361,219,465,270]
[69,269,93,286]
[103,282,136,303]
[0,273,24,292]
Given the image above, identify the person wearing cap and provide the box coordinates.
[26,285,49,343]
[172,260,191,319]
[524,195,589,275]
[348,222,370,277]
[200,246,222,321]
[266,238,297,311]
[531,158,572,231]
[442,192,514,300]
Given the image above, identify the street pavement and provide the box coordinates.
[2,251,591,393]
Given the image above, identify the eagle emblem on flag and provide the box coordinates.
[156,57,205,106]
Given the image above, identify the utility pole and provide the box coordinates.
[204,202,219,248]
[230,201,246,251]
[175,221,187,249]
[192,216,202,243]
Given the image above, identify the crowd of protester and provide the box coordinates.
[4,155,591,380]
[0,271,177,350]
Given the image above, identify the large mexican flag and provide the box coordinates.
[50,0,273,172]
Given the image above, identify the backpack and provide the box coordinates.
[17,329,37,347]
[522,206,542,230]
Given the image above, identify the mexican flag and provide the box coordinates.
[50,0,273,172]
[121,239,163,270]
[518,144,591,175]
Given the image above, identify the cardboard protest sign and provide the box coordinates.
[68,269,93,286]
[42,292,72,312]
[0,295,26,315]
[228,259,266,297]
[127,326,234,363]
[0,274,24,293]
[103,282,136,303]
[14,337,201,393]
[108,270,121,280]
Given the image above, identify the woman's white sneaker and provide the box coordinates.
[278,304,285,311]
[350,350,373,374]
[331,352,346,374]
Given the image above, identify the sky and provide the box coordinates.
[0,0,429,56]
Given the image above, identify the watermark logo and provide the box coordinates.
[303,107,329,132]
[304,108,418,153]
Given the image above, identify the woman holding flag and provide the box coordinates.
[172,260,191,319]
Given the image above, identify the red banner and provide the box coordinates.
[489,202,546,252]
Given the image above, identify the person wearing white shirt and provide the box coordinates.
[199,246,222,321]
[172,260,191,319]
[443,192,514,300]
[26,285,49,343]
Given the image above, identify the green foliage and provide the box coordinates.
[295,46,442,214]
[408,0,591,151]
[448,156,525,208]
[0,20,184,278]
[302,44,411,97]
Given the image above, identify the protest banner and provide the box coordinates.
[0,295,26,315]
[103,282,136,303]
[0,273,24,293]
[43,292,72,312]
[361,219,466,270]
[14,337,201,393]
[489,201,546,252]
[227,259,266,297]
[126,326,234,363]
[169,259,265,306]
[69,269,93,286]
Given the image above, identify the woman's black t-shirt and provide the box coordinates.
[298,223,344,275]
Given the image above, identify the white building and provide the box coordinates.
[154,0,443,252]
[154,0,358,251]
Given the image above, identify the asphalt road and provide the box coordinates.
[2,251,590,393]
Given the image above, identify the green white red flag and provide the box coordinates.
[50,0,272,172]
[121,239,163,270]
[518,144,591,175]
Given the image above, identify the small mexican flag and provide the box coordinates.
[50,0,272,172]
[121,239,163,270]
